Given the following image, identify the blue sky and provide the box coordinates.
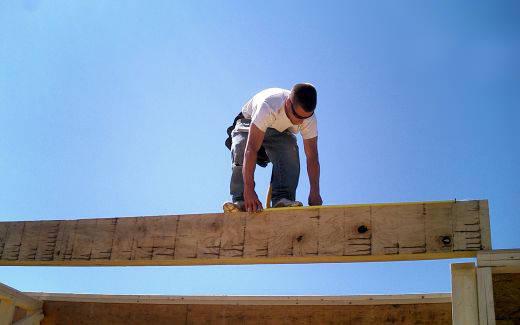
[1,1,519,295]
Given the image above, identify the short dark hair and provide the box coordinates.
[292,83,317,113]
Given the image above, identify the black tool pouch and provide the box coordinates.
[225,112,270,167]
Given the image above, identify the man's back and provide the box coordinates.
[241,88,317,139]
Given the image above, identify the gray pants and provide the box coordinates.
[230,119,300,205]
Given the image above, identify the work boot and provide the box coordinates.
[222,201,245,213]
[273,198,303,208]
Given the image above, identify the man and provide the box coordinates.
[224,83,322,212]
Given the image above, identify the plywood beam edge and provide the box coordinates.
[26,292,451,306]
[0,251,478,267]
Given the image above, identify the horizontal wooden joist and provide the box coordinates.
[0,200,491,266]
[477,249,520,274]
[26,292,451,306]
[36,294,454,325]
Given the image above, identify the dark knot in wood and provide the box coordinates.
[296,235,304,242]
[441,236,452,245]
[357,225,368,234]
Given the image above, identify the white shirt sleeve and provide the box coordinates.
[251,101,275,132]
[300,115,318,139]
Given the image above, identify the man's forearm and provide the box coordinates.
[307,157,320,192]
[243,149,258,190]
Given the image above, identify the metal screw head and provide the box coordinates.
[358,225,368,234]
[441,236,452,245]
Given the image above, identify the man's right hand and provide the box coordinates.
[244,187,263,212]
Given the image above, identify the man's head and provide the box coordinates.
[292,83,317,113]
[286,83,317,125]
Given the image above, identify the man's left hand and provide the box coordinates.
[308,191,323,206]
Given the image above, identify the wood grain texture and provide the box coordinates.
[0,200,490,266]
[492,273,520,324]
[40,301,453,325]
[0,299,16,325]
[478,249,520,274]
[0,283,42,311]
[12,311,44,325]
[26,292,451,306]
[477,267,496,325]
[451,263,479,325]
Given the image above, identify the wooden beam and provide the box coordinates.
[39,300,453,325]
[32,292,454,325]
[451,262,479,325]
[0,283,42,312]
[26,292,451,306]
[478,200,492,251]
[0,200,490,266]
[477,249,520,274]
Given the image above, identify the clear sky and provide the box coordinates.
[1,1,519,295]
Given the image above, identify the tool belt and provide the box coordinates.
[225,112,270,167]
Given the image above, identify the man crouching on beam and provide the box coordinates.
[224,83,322,212]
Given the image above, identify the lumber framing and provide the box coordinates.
[0,282,43,325]
[26,292,451,306]
[0,283,42,312]
[477,267,496,325]
[0,199,490,266]
[451,250,520,325]
[477,249,520,273]
[451,262,479,325]
[478,249,520,324]
[29,292,453,325]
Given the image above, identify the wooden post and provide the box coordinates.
[451,262,479,325]
[477,249,520,324]
[477,267,496,325]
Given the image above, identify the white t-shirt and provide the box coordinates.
[241,88,318,140]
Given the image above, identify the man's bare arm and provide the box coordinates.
[243,123,265,212]
[303,136,322,206]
